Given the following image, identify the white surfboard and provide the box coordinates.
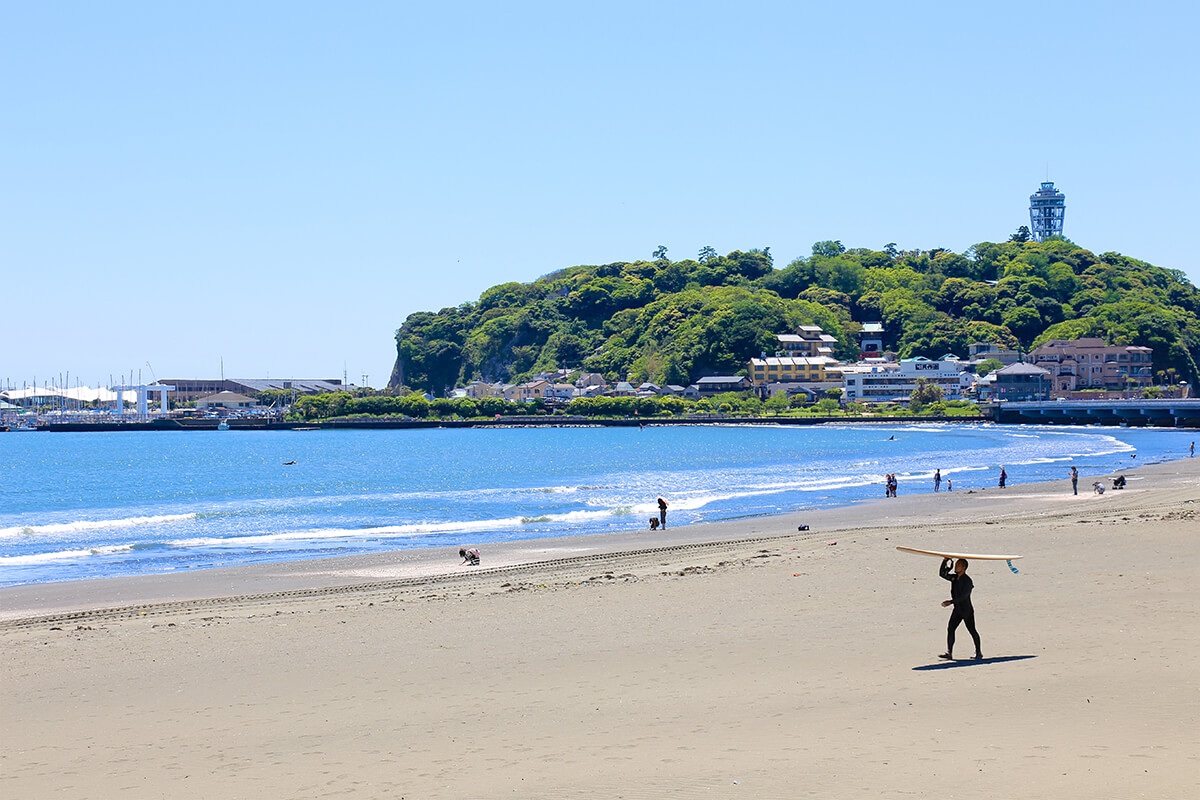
[896,546,1023,561]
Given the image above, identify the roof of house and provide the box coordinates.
[197,391,257,404]
[697,376,749,384]
[228,379,346,393]
[778,332,839,344]
[995,363,1052,376]
[750,356,836,367]
[765,382,820,395]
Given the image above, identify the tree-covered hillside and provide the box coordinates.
[389,240,1200,394]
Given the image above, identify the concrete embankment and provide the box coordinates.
[38,413,987,432]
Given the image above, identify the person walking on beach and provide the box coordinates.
[1070,466,1078,496]
[939,557,982,660]
[998,467,1007,488]
[657,497,668,529]
[933,469,941,493]
[1191,441,1195,458]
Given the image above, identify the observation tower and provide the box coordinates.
[1029,181,1065,241]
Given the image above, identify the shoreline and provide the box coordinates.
[4,453,1194,622]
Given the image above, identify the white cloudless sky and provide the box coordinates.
[3,1,1197,389]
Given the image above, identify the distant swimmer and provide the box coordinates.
[888,435,895,440]
[283,460,297,466]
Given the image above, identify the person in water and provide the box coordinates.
[939,557,982,660]
[933,469,941,492]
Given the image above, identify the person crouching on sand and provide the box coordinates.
[648,517,659,531]
[459,547,481,566]
[939,558,982,660]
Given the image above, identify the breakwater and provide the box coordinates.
[35,413,986,433]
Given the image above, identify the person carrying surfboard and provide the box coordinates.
[939,557,982,660]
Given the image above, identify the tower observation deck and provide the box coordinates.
[1029,181,1065,241]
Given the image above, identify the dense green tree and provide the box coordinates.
[975,358,1004,377]
[389,240,1200,396]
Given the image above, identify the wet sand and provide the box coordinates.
[2,458,1198,798]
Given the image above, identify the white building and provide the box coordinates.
[842,357,972,402]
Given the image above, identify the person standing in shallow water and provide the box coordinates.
[657,497,668,529]
[939,558,982,660]
[933,469,941,492]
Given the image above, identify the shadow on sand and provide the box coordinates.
[913,655,1037,671]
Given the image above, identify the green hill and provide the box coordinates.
[389,239,1200,394]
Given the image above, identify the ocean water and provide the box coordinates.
[0,424,1193,587]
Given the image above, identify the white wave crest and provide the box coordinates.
[0,513,198,539]
[0,544,136,565]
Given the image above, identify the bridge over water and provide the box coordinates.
[988,399,1200,428]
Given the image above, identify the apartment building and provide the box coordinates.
[1029,338,1153,392]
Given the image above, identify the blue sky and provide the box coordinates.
[3,1,1197,389]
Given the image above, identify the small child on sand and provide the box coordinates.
[459,547,481,566]
[1092,482,1105,495]
[648,517,660,530]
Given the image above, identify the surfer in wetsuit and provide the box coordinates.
[939,558,982,660]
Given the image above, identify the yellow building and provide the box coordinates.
[748,356,837,387]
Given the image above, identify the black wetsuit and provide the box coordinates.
[941,559,981,657]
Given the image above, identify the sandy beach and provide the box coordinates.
[3,458,1198,799]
